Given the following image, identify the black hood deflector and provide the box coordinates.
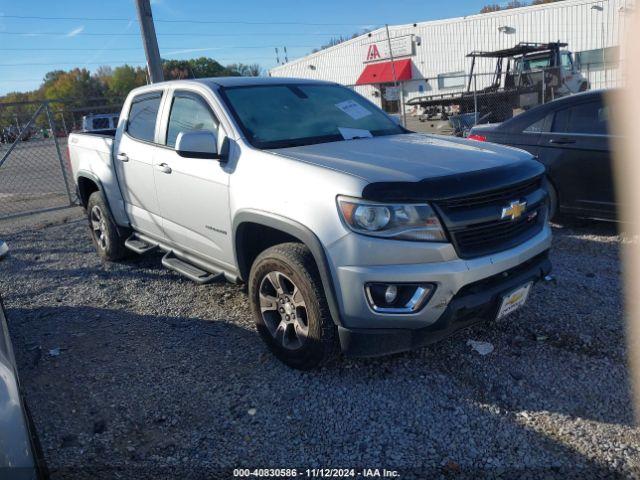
[361,160,545,202]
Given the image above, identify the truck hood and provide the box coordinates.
[272,133,533,183]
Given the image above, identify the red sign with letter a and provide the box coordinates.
[366,44,381,61]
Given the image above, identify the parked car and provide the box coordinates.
[469,90,615,221]
[68,77,552,370]
[81,113,120,134]
[0,241,48,479]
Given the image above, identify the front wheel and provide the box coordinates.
[544,177,559,221]
[248,243,338,370]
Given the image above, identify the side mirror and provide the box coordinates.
[0,241,8,260]
[175,131,220,160]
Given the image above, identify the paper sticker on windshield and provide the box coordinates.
[335,100,372,120]
[338,127,373,140]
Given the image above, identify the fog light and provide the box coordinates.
[384,285,398,304]
[365,283,435,314]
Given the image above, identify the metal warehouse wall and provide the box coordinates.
[270,0,633,106]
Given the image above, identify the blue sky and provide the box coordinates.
[0,0,492,95]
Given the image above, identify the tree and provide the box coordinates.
[311,29,372,54]
[531,0,565,4]
[106,65,147,99]
[42,68,104,106]
[163,59,193,80]
[188,57,239,78]
[227,63,263,77]
[93,65,114,91]
[0,56,262,106]
[480,1,527,13]
[480,0,564,13]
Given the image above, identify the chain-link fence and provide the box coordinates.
[402,61,623,137]
[0,97,123,219]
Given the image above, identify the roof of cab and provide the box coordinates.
[153,76,336,89]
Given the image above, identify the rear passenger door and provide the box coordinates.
[537,98,614,218]
[115,91,166,238]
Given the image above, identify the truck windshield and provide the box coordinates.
[518,56,552,71]
[220,84,405,149]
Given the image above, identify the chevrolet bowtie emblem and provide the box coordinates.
[501,200,527,221]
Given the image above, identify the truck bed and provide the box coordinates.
[68,131,116,191]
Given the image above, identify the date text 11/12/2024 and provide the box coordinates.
[233,468,400,477]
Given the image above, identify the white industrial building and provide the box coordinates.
[270,0,632,114]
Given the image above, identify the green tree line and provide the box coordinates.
[0,58,262,131]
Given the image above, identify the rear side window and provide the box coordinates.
[552,100,608,135]
[523,113,552,133]
[92,118,109,130]
[166,92,219,148]
[127,92,162,142]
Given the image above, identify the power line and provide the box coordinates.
[0,79,45,83]
[0,31,349,37]
[0,45,319,51]
[0,57,279,66]
[0,14,377,26]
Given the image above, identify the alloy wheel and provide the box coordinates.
[90,205,108,251]
[258,270,309,350]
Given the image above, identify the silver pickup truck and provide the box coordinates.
[68,77,552,369]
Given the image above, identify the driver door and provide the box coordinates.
[153,90,234,266]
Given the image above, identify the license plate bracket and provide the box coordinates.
[496,282,533,320]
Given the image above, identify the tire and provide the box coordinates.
[544,177,559,221]
[248,242,338,370]
[86,191,128,261]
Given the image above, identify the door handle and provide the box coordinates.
[116,152,129,162]
[157,163,172,174]
[549,138,576,145]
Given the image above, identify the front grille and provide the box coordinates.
[450,207,544,259]
[439,177,542,210]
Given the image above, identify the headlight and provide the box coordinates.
[337,196,447,241]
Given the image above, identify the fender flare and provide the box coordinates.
[233,210,343,326]
[76,171,130,236]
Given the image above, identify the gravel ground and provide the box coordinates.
[0,207,638,479]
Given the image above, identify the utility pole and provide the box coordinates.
[385,24,405,127]
[135,0,164,83]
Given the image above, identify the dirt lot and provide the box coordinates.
[0,207,638,479]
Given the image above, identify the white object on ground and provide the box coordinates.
[466,339,494,356]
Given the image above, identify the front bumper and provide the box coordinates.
[338,249,551,357]
[329,225,551,330]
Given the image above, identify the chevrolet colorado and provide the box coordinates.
[68,77,551,369]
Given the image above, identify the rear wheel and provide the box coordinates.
[248,243,338,370]
[86,191,127,261]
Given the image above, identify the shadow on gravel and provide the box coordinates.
[5,303,634,478]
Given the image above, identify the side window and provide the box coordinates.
[523,113,552,133]
[552,100,608,135]
[93,118,109,130]
[166,92,219,148]
[126,92,163,142]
